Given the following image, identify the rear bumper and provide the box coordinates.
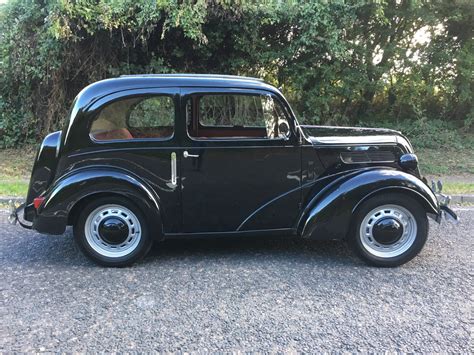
[8,200,66,234]
[8,201,32,229]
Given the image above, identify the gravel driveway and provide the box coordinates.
[1,208,472,352]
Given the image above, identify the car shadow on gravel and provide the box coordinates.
[143,235,361,267]
[1,222,361,267]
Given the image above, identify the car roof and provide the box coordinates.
[119,73,265,82]
[73,74,281,110]
[63,74,286,146]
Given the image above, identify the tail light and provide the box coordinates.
[33,197,45,209]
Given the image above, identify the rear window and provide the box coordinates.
[90,96,174,141]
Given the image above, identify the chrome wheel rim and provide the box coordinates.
[359,204,417,258]
[84,204,141,258]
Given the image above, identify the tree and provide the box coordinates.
[0,0,472,147]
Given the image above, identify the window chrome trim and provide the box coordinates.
[89,132,175,144]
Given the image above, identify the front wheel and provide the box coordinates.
[74,196,153,267]
[350,193,428,267]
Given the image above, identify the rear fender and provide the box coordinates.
[298,169,439,240]
[24,131,62,222]
[34,167,162,235]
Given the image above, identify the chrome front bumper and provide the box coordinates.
[438,205,459,223]
[431,180,459,224]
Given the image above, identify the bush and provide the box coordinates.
[358,119,473,151]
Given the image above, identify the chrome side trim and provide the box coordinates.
[310,135,398,145]
[340,150,396,164]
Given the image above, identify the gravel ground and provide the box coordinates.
[0,208,472,352]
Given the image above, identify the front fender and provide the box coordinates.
[298,168,439,240]
[33,167,161,235]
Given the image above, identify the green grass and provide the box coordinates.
[442,182,474,195]
[0,181,29,197]
[0,147,35,197]
[417,148,474,175]
[0,147,36,181]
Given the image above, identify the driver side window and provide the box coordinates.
[187,93,290,140]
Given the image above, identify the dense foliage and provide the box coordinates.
[0,0,472,147]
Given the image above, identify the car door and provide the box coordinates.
[179,87,302,233]
[85,88,182,233]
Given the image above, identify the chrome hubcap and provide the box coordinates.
[372,217,404,245]
[98,217,129,245]
[85,204,141,258]
[359,204,417,258]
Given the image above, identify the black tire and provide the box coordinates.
[349,193,428,267]
[73,196,153,267]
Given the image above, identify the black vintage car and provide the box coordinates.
[9,74,457,267]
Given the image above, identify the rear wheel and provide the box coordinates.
[350,193,428,267]
[74,196,153,267]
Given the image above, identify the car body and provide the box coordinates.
[10,74,457,266]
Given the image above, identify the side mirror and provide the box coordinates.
[278,121,290,140]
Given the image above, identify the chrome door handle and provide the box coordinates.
[183,151,199,158]
[171,152,177,186]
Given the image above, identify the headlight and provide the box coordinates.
[399,153,418,171]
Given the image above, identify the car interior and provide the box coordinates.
[90,96,175,140]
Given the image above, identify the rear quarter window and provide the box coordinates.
[90,96,174,141]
